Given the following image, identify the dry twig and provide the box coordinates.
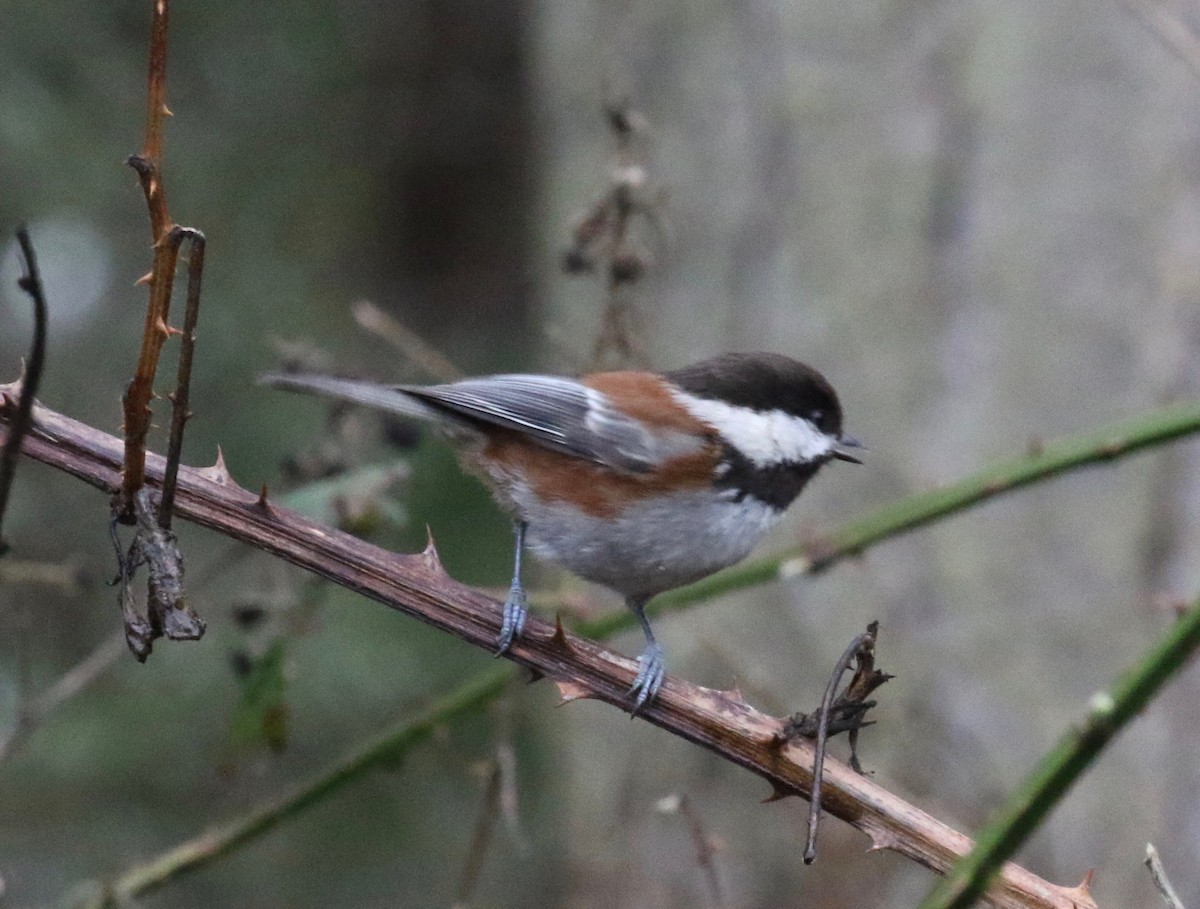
[1144,843,1186,909]
[351,299,463,382]
[565,100,659,369]
[451,760,504,909]
[785,621,889,863]
[657,794,727,909]
[0,227,48,555]
[159,226,205,528]
[0,633,127,763]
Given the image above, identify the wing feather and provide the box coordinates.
[402,375,701,472]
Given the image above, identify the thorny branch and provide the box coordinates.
[0,227,48,555]
[119,0,205,528]
[0,398,1108,909]
[119,0,176,516]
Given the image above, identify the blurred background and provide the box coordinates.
[3,1,1200,907]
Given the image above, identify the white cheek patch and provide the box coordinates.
[672,391,836,467]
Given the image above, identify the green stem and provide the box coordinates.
[810,400,1200,572]
[916,596,1200,909]
[69,399,1200,904]
[602,399,1200,635]
[102,667,511,905]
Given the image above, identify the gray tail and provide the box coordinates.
[257,372,445,423]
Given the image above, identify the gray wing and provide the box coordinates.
[401,375,703,473]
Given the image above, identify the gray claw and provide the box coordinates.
[629,642,665,714]
[496,584,528,656]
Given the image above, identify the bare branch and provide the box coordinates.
[1144,844,1186,909]
[0,227,49,554]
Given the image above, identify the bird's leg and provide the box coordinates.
[496,520,529,655]
[627,595,665,713]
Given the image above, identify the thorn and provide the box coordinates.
[256,483,271,510]
[156,317,182,338]
[550,614,571,650]
[554,679,593,704]
[417,526,444,573]
[161,103,173,117]
[761,782,797,804]
[526,667,545,685]
[1077,869,1095,894]
[196,446,232,486]
[1061,869,1096,904]
[135,271,154,286]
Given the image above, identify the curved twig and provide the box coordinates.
[0,227,49,554]
[159,226,205,529]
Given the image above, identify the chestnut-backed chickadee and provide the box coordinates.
[260,352,860,711]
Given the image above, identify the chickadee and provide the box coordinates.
[260,352,860,711]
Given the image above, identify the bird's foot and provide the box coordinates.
[629,642,665,715]
[495,582,528,655]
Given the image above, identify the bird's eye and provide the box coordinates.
[811,410,824,422]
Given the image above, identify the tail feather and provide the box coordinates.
[257,373,448,424]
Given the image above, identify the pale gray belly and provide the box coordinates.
[516,487,783,599]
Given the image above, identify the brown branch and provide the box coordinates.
[0,227,48,555]
[0,395,1097,909]
[141,0,170,179]
[118,0,179,517]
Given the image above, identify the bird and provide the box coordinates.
[259,352,860,712]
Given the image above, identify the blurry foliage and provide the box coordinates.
[228,639,289,755]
